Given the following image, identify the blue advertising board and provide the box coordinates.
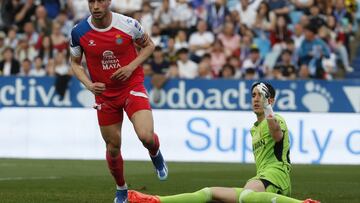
[0,76,359,113]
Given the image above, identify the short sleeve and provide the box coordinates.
[70,26,82,57]
[125,16,145,40]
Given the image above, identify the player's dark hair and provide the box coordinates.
[251,82,276,98]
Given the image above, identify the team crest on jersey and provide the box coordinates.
[115,34,123,44]
[88,40,96,46]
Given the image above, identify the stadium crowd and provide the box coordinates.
[0,0,359,82]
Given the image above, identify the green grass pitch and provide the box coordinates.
[0,159,359,203]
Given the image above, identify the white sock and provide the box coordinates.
[116,183,128,190]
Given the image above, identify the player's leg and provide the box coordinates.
[125,86,167,180]
[96,99,127,203]
[100,122,128,203]
[210,187,243,203]
[128,187,212,203]
[239,179,303,203]
[130,109,167,180]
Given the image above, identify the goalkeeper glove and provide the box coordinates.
[256,83,275,119]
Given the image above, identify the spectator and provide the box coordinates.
[325,15,353,72]
[23,21,39,46]
[29,56,46,77]
[197,58,213,79]
[298,24,331,79]
[167,62,179,78]
[177,48,198,79]
[292,0,314,14]
[150,23,166,47]
[33,5,52,35]
[67,0,90,23]
[18,58,32,76]
[50,21,68,53]
[164,37,177,62]
[0,47,20,76]
[12,0,37,33]
[0,31,5,61]
[53,51,71,99]
[153,0,175,36]
[228,55,243,78]
[0,0,6,31]
[217,22,241,57]
[265,0,291,20]
[56,9,74,38]
[111,0,142,16]
[333,0,354,52]
[210,39,227,76]
[242,46,265,78]
[16,37,38,62]
[142,63,153,77]
[150,46,170,103]
[206,0,229,34]
[292,23,305,49]
[236,0,260,28]
[272,65,285,80]
[189,20,215,61]
[308,5,326,28]
[219,63,235,79]
[140,1,154,35]
[244,67,257,79]
[38,35,54,65]
[4,26,18,49]
[239,33,254,62]
[252,1,276,34]
[150,46,170,75]
[274,49,297,80]
[314,0,333,15]
[173,0,196,30]
[174,29,189,51]
[269,15,292,48]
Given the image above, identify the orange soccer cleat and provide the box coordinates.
[128,190,161,203]
[303,198,320,203]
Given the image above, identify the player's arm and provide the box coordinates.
[70,55,105,95]
[132,32,155,69]
[256,83,283,142]
[70,28,105,95]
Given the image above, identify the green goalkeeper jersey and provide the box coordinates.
[250,114,291,174]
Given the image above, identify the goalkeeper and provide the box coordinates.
[129,82,319,203]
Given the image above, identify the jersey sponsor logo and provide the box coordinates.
[101,50,121,70]
[115,34,123,45]
[88,40,96,46]
[253,138,265,152]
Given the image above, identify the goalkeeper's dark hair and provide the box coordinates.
[251,82,276,98]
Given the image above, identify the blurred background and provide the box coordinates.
[0,0,359,202]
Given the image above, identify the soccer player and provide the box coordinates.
[128,82,319,203]
[69,0,168,203]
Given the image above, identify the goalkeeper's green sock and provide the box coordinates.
[159,187,211,203]
[240,189,302,203]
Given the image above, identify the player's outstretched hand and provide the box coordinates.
[88,82,106,95]
[111,66,133,81]
[256,83,270,108]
